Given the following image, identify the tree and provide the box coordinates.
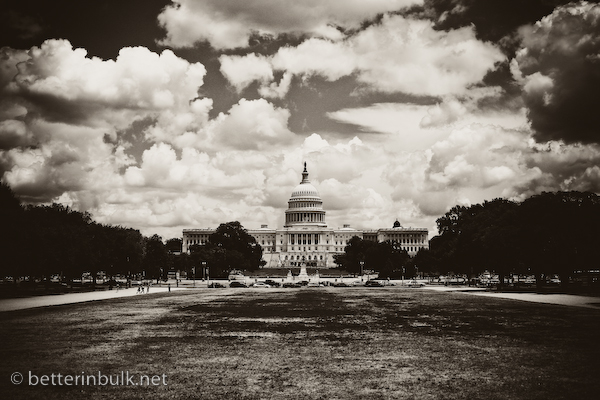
[410,248,438,277]
[429,191,600,289]
[368,240,410,279]
[334,236,410,277]
[166,238,182,253]
[518,191,600,288]
[432,199,520,282]
[20,203,95,282]
[143,234,168,280]
[188,221,264,278]
[334,236,376,273]
[0,183,25,281]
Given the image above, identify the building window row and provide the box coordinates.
[290,201,322,209]
[289,233,320,245]
[286,213,325,223]
[284,255,324,261]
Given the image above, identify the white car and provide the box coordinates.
[252,282,271,288]
[407,280,425,288]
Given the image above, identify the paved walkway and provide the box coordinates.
[0,286,185,312]
[424,285,600,309]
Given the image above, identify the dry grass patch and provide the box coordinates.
[1,288,599,399]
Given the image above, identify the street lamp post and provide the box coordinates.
[360,261,365,281]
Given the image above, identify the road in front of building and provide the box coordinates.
[1,283,599,312]
[423,285,600,309]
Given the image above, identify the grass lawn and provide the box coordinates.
[1,288,599,400]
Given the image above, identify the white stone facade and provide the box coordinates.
[182,164,429,268]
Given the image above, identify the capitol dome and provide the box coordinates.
[284,163,327,227]
[290,173,321,199]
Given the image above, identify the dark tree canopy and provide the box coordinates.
[188,221,264,278]
[166,238,182,253]
[0,185,150,283]
[430,191,600,287]
[143,234,168,279]
[335,236,410,277]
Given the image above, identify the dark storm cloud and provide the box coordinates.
[0,0,171,60]
[512,2,600,145]
[420,0,575,48]
[0,10,44,40]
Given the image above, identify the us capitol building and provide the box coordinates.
[182,163,429,268]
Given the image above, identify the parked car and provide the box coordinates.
[365,280,384,287]
[333,282,349,287]
[307,282,324,287]
[407,280,425,288]
[208,282,225,288]
[282,282,302,288]
[229,281,248,288]
[371,279,391,286]
[264,279,281,287]
[251,282,271,288]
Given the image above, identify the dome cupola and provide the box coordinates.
[284,163,326,227]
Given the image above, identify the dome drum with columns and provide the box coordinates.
[183,163,429,268]
[284,163,327,227]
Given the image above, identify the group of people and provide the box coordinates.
[136,284,150,294]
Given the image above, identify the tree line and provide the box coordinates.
[334,191,600,287]
[415,191,600,287]
[3,180,598,287]
[1,183,266,283]
[333,238,413,278]
[1,183,175,284]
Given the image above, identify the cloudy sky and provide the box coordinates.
[2,0,600,240]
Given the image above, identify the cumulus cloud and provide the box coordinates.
[220,14,504,98]
[2,3,599,242]
[420,97,468,127]
[219,53,274,92]
[271,38,357,81]
[0,39,209,203]
[0,40,307,238]
[511,1,600,144]
[425,125,533,191]
[10,40,206,126]
[2,120,134,204]
[158,0,423,49]
[350,15,505,96]
[208,98,296,151]
[405,124,600,217]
